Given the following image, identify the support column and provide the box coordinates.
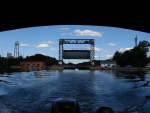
[59,39,63,66]
[90,39,95,66]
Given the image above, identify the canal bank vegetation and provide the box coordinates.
[112,40,150,68]
[1,40,150,72]
[63,40,150,70]
[0,54,58,73]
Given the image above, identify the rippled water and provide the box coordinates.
[0,70,150,113]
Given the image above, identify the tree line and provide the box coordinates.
[0,54,58,73]
[0,40,150,73]
[112,40,150,67]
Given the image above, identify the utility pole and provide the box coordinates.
[135,35,137,47]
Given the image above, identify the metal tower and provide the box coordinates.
[14,41,19,58]
[59,39,95,66]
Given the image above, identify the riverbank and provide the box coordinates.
[101,67,150,71]
[2,66,150,73]
[49,66,150,71]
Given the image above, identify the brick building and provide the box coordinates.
[20,61,45,72]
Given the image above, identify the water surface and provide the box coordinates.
[0,70,150,113]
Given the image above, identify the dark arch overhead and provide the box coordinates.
[0,2,150,34]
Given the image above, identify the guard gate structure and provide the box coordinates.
[59,39,95,66]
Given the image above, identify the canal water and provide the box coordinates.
[0,70,150,113]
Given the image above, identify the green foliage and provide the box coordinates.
[76,61,90,66]
[147,56,150,63]
[112,51,122,65]
[0,54,58,71]
[138,40,150,52]
[112,40,150,67]
[24,54,58,66]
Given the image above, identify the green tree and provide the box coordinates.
[134,40,150,67]
[138,40,150,52]
[24,54,58,66]
[112,51,122,65]
[112,40,150,67]
[147,55,150,63]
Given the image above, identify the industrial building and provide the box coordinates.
[20,61,45,72]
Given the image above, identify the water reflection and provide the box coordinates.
[113,71,146,82]
[0,70,149,113]
[0,79,17,85]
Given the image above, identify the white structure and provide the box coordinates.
[100,60,117,67]
[14,41,19,58]
[7,52,13,58]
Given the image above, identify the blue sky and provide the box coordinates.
[0,25,150,64]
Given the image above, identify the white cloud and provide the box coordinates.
[87,47,102,51]
[61,32,73,36]
[59,28,72,36]
[59,28,69,31]
[20,41,56,50]
[95,55,101,60]
[95,55,98,58]
[106,55,113,59]
[119,47,133,52]
[42,41,54,44]
[108,43,116,46]
[20,43,35,47]
[49,47,57,50]
[36,44,49,48]
[41,53,45,55]
[20,44,30,46]
[95,47,102,51]
[74,29,102,37]
[34,41,54,48]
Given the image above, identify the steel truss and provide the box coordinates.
[59,39,95,66]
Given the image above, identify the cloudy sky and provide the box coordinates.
[0,25,149,64]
